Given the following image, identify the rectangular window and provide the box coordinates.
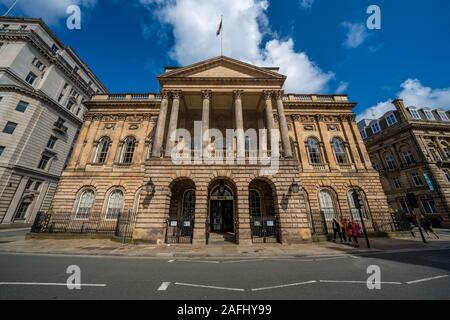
[412,173,424,187]
[57,93,64,102]
[3,121,17,134]
[0,146,5,156]
[403,151,415,165]
[15,201,30,220]
[437,110,449,121]
[33,181,42,191]
[51,45,58,54]
[373,162,381,171]
[15,100,28,113]
[421,199,437,214]
[393,177,402,189]
[37,155,51,170]
[385,113,397,126]
[399,198,411,214]
[423,110,435,120]
[25,180,33,190]
[409,108,421,120]
[25,71,37,85]
[66,100,74,111]
[385,154,397,170]
[444,148,450,159]
[360,129,367,139]
[444,169,450,183]
[76,107,81,116]
[46,136,57,149]
[371,122,381,134]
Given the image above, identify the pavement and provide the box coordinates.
[0,228,450,258]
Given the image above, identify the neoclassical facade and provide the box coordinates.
[49,56,392,244]
[358,99,450,227]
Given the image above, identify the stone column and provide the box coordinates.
[263,91,276,150]
[165,90,181,156]
[201,90,211,154]
[275,91,293,158]
[151,91,169,157]
[234,90,245,158]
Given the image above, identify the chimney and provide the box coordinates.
[392,99,411,122]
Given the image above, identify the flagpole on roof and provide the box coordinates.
[220,14,223,56]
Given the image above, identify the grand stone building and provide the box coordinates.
[0,17,106,227]
[358,100,450,228]
[49,56,392,244]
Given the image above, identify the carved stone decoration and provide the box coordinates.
[201,89,212,99]
[304,125,315,131]
[291,114,301,121]
[233,90,244,99]
[263,90,272,100]
[128,123,139,130]
[327,124,340,131]
[104,123,115,130]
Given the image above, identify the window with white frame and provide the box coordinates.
[120,137,136,164]
[75,189,95,219]
[423,109,435,120]
[421,199,437,214]
[14,198,32,220]
[25,72,37,85]
[332,137,348,164]
[385,113,397,126]
[437,110,449,121]
[409,108,421,120]
[105,190,123,220]
[307,138,322,164]
[371,122,381,134]
[94,137,111,164]
[249,189,262,219]
[412,173,424,187]
[347,190,368,220]
[360,129,367,139]
[319,190,336,222]
[444,148,450,159]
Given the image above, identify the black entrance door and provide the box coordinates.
[210,200,234,233]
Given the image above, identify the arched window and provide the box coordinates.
[319,190,336,222]
[347,189,368,220]
[120,137,136,164]
[307,138,322,164]
[94,137,111,163]
[105,189,123,220]
[182,189,195,219]
[76,189,95,219]
[332,138,347,164]
[249,189,262,219]
[14,198,32,220]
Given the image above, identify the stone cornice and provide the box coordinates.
[0,82,82,125]
[0,29,106,96]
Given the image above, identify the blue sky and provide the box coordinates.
[1,0,450,120]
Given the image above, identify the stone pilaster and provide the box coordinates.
[165,90,182,156]
[152,91,169,157]
[275,91,293,158]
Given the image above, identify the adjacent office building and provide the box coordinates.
[0,17,106,226]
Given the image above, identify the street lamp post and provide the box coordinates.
[351,189,370,249]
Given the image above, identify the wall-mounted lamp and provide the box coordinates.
[290,179,300,194]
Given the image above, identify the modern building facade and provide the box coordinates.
[0,17,106,226]
[358,100,450,227]
[49,56,392,244]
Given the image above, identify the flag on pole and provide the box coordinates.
[216,17,222,36]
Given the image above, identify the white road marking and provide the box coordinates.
[221,259,265,264]
[406,275,449,285]
[157,282,171,291]
[251,280,316,291]
[0,282,106,287]
[314,256,347,262]
[174,282,245,292]
[319,280,402,285]
[175,259,220,264]
[167,260,174,263]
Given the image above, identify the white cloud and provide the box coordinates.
[357,79,450,121]
[340,22,367,49]
[141,0,334,93]
[335,81,349,94]
[299,0,314,9]
[0,0,97,25]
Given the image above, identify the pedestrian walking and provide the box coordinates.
[420,216,439,239]
[332,218,343,243]
[346,220,353,246]
[351,221,361,247]
[341,218,348,243]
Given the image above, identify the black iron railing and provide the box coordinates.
[165,218,194,244]
[250,216,278,243]
[31,210,136,241]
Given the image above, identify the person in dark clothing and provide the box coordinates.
[332,218,343,243]
[420,216,439,239]
[340,218,348,243]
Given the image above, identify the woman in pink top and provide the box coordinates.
[350,221,360,247]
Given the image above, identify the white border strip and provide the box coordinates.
[175,282,244,292]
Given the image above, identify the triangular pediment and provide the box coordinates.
[158,56,285,81]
